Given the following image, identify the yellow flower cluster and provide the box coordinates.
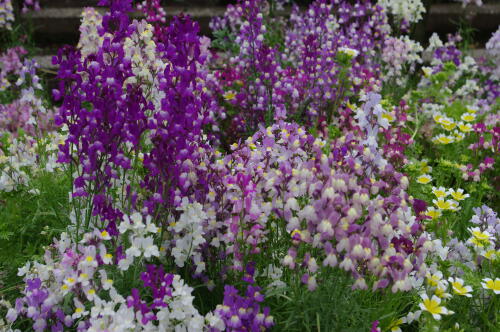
[432,108,477,145]
[424,186,470,217]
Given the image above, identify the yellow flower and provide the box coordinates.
[481,278,500,294]
[468,227,492,248]
[433,198,459,211]
[433,112,444,123]
[425,207,442,220]
[482,249,498,260]
[423,66,433,78]
[461,113,476,122]
[223,91,237,101]
[100,230,110,240]
[440,121,456,131]
[433,134,455,145]
[435,284,451,299]
[416,174,432,184]
[381,112,395,122]
[448,277,473,297]
[449,188,469,201]
[453,131,465,141]
[416,160,432,173]
[431,186,449,198]
[419,294,451,320]
[426,271,444,287]
[388,318,404,332]
[458,122,472,133]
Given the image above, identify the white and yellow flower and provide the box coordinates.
[223,90,237,101]
[423,66,433,78]
[449,188,469,201]
[453,131,465,141]
[338,47,359,58]
[419,294,452,320]
[426,271,445,288]
[432,134,455,145]
[433,198,459,211]
[440,119,456,131]
[458,122,472,133]
[435,285,452,299]
[461,113,476,122]
[387,318,404,332]
[417,160,432,174]
[416,174,432,184]
[481,249,498,260]
[468,227,492,248]
[425,207,442,220]
[481,278,500,294]
[431,186,449,198]
[448,277,473,297]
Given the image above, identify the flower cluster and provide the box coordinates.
[382,36,423,85]
[215,284,273,331]
[378,0,425,28]
[0,0,14,30]
[2,1,499,331]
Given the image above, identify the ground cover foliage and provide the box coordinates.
[0,0,499,331]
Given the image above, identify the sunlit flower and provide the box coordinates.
[338,47,359,58]
[417,160,432,173]
[419,294,451,320]
[432,134,455,144]
[426,271,445,287]
[482,249,498,260]
[223,90,237,101]
[435,284,451,299]
[416,174,432,184]
[448,277,472,297]
[481,278,500,294]
[433,112,444,123]
[422,66,433,77]
[381,112,395,122]
[449,188,469,201]
[387,318,404,332]
[433,198,459,211]
[453,131,465,141]
[468,227,492,248]
[425,207,442,220]
[431,186,449,198]
[440,120,456,131]
[461,113,476,122]
[458,122,472,133]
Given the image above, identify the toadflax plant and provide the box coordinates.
[2,1,499,332]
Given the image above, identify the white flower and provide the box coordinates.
[141,236,159,258]
[17,262,31,276]
[338,46,359,58]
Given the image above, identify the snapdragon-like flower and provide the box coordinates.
[0,0,14,30]
[215,283,273,331]
[382,36,423,85]
[378,0,425,25]
[167,199,207,273]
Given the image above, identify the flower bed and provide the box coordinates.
[0,1,498,331]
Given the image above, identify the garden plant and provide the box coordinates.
[0,0,498,331]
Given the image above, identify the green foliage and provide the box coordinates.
[268,269,416,332]
[211,29,240,54]
[0,171,70,300]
